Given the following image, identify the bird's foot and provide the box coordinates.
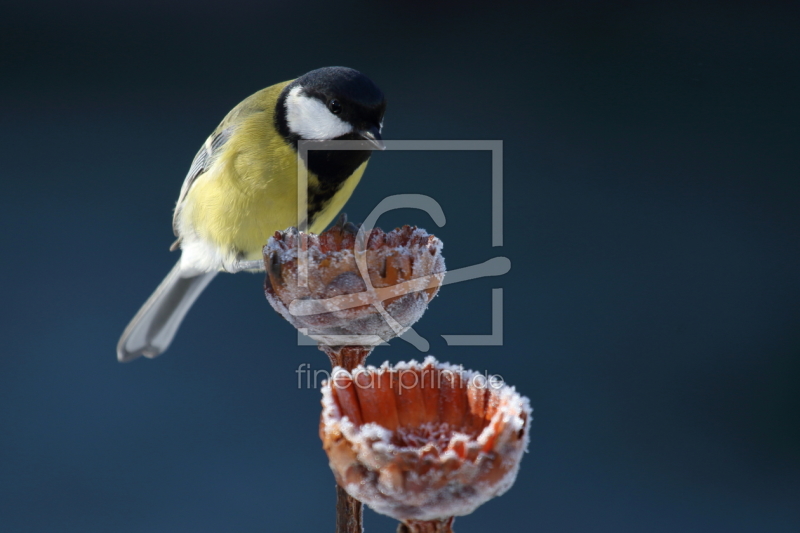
[333,212,360,235]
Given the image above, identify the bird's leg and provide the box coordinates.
[235,259,265,272]
[223,257,265,273]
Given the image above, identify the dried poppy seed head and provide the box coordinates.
[320,357,531,523]
[263,224,445,353]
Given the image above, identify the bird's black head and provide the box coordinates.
[275,66,386,148]
[274,67,387,216]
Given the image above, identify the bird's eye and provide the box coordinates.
[328,99,342,114]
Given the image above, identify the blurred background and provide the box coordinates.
[1,0,798,531]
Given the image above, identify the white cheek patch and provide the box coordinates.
[285,86,353,140]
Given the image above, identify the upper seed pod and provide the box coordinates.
[320,356,531,528]
[263,223,445,366]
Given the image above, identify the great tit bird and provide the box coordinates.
[117,66,386,362]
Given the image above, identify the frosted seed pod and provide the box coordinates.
[320,357,531,530]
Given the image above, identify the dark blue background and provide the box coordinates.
[1,1,798,531]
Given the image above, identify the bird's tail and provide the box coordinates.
[117,261,217,362]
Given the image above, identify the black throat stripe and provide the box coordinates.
[274,88,373,225]
[304,132,372,224]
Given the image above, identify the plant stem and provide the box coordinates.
[336,484,363,533]
[322,344,373,533]
[320,345,373,369]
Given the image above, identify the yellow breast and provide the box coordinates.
[179,84,368,262]
[186,157,367,261]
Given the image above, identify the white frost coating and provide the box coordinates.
[285,86,352,140]
[320,357,532,521]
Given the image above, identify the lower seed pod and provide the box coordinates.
[320,357,531,523]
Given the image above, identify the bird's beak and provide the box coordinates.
[359,126,385,150]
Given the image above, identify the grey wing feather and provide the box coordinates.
[170,90,270,246]
[171,126,236,239]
